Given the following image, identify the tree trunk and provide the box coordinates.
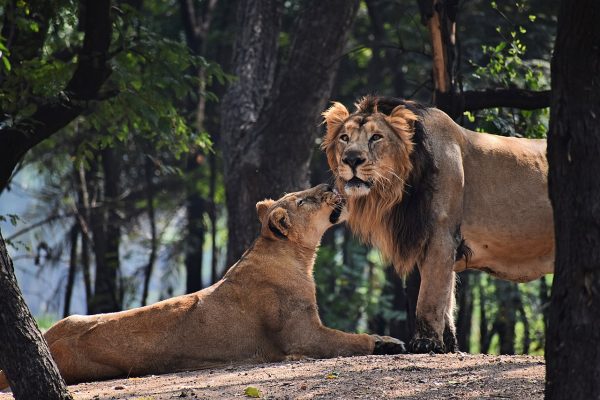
[545,1,600,398]
[0,229,72,399]
[456,270,473,352]
[185,154,207,293]
[89,148,122,313]
[62,225,79,318]
[493,280,518,355]
[221,0,360,265]
[76,163,93,312]
[141,156,157,306]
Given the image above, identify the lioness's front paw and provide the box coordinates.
[408,337,445,354]
[372,335,407,355]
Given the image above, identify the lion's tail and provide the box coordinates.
[0,370,10,391]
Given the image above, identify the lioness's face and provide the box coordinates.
[256,184,347,246]
[321,101,416,198]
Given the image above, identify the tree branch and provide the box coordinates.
[463,88,551,112]
[0,0,112,191]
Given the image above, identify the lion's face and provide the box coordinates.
[321,99,417,200]
[255,184,347,246]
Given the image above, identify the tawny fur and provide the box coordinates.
[322,96,553,352]
[0,185,403,388]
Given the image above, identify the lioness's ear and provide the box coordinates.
[387,105,418,140]
[256,199,275,222]
[268,207,291,240]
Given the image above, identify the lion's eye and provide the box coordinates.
[339,134,350,143]
[297,199,304,207]
[370,134,383,142]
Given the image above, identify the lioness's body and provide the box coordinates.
[430,110,553,281]
[0,185,402,388]
[322,97,554,353]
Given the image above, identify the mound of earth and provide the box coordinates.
[0,353,545,399]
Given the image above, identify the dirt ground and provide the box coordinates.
[1,353,545,399]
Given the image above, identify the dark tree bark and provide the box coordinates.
[493,280,518,355]
[141,157,157,306]
[89,148,122,313]
[0,229,72,399]
[63,225,79,318]
[76,163,93,311]
[545,1,600,398]
[222,0,360,265]
[456,270,473,352]
[185,154,207,293]
[180,0,220,290]
[0,0,112,192]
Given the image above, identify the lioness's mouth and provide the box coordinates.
[327,189,346,224]
[329,202,344,224]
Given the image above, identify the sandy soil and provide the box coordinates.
[1,353,545,399]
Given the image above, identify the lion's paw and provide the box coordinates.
[372,335,407,355]
[408,337,445,354]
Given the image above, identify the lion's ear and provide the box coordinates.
[267,207,291,240]
[256,199,275,222]
[321,102,349,144]
[387,105,418,139]
[321,102,349,172]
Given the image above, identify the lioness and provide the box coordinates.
[0,184,404,389]
[322,96,553,353]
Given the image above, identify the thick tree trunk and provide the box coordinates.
[222,0,359,265]
[185,154,207,293]
[545,1,600,398]
[0,229,72,399]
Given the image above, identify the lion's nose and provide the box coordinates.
[342,153,366,169]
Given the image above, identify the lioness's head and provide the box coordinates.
[321,96,418,203]
[255,184,347,246]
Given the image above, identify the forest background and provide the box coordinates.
[0,0,557,356]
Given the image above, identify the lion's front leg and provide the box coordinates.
[409,236,456,354]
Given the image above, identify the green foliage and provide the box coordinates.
[466,1,549,138]
[314,233,401,333]
[36,314,57,332]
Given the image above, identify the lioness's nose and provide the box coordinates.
[342,153,366,168]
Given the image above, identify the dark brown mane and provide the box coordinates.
[351,96,437,274]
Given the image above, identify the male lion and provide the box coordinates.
[0,184,404,389]
[321,96,553,353]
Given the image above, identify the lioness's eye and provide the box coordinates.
[370,134,383,142]
[297,199,304,207]
[339,134,350,142]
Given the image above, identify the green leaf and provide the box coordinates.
[244,386,262,398]
[2,56,11,72]
[464,111,476,123]
[528,15,537,22]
